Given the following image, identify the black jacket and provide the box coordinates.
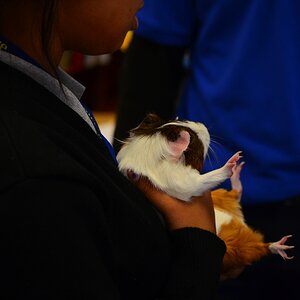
[0,60,225,299]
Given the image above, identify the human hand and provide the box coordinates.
[128,171,216,233]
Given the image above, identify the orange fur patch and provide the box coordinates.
[219,218,270,278]
[212,188,244,220]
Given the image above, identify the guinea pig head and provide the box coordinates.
[129,114,210,172]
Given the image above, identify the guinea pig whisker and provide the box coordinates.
[210,138,224,150]
[206,150,213,169]
[113,137,127,145]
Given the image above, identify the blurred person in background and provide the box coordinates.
[114,1,299,299]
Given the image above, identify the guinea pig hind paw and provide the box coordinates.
[269,235,295,260]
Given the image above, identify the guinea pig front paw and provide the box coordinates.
[223,151,243,177]
[230,161,245,193]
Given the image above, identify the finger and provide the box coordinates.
[127,170,140,182]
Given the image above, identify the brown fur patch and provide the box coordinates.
[130,113,165,136]
[182,128,204,171]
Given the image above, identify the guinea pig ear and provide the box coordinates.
[130,113,164,136]
[143,113,161,123]
[168,130,190,159]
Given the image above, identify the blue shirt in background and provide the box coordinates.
[135,0,300,204]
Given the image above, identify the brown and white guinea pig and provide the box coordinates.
[116,113,294,279]
[117,113,242,201]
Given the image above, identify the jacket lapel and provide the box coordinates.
[1,61,120,188]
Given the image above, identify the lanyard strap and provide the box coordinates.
[81,103,117,163]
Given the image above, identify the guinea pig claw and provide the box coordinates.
[227,151,243,164]
[223,151,244,177]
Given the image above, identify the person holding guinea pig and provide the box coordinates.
[0,1,227,299]
[113,0,300,299]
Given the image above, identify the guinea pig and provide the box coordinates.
[117,113,242,201]
[116,113,294,279]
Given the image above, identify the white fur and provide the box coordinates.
[117,121,234,201]
[214,208,233,235]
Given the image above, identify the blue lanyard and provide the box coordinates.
[0,34,117,163]
[81,103,117,163]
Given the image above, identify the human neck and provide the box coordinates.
[0,3,63,75]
